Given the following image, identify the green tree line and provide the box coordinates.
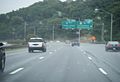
[0,0,120,41]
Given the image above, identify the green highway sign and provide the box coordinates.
[62,19,77,28]
[77,19,93,29]
[62,19,93,29]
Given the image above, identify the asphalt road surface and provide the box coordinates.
[0,42,120,82]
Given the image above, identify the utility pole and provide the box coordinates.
[78,28,81,46]
[101,23,104,42]
[95,8,113,41]
[52,25,55,41]
[34,27,36,36]
[110,14,113,41]
[78,18,81,46]
[24,22,27,41]
[12,28,15,40]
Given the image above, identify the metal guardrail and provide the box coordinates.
[3,44,27,49]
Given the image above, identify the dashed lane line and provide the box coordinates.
[39,57,44,60]
[49,52,53,54]
[83,51,87,54]
[10,68,24,75]
[88,57,92,60]
[81,49,84,52]
[99,68,108,75]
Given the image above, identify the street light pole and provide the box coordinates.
[34,27,36,36]
[53,25,55,41]
[95,8,113,41]
[110,14,113,41]
[78,28,81,46]
[102,23,104,42]
[24,22,27,41]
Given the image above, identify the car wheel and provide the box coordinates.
[28,48,33,53]
[0,55,5,72]
[31,50,34,52]
[28,48,31,53]
[105,48,108,51]
[72,44,74,47]
[43,48,46,52]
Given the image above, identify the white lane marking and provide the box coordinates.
[88,57,92,60]
[99,68,108,75]
[39,57,44,60]
[83,51,86,54]
[81,50,83,52]
[49,52,53,54]
[10,68,24,75]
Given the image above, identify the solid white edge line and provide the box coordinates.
[10,68,24,75]
[88,57,92,60]
[39,57,44,59]
[99,68,108,75]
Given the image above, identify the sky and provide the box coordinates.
[0,0,66,14]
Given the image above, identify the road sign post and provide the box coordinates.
[78,28,81,46]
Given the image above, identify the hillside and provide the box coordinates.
[0,0,120,41]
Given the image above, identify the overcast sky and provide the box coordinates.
[0,0,66,14]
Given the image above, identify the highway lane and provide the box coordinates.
[0,42,120,82]
[0,42,63,75]
[80,43,120,82]
[4,42,64,72]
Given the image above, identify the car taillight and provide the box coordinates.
[117,44,120,47]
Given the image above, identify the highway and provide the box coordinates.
[0,42,120,82]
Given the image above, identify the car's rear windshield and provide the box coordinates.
[108,42,119,44]
[29,39,43,42]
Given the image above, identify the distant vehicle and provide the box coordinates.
[28,38,47,53]
[0,43,5,72]
[56,40,60,43]
[71,42,80,47]
[89,36,96,43]
[105,41,120,51]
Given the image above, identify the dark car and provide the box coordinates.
[0,43,5,72]
[105,41,120,51]
[71,42,80,47]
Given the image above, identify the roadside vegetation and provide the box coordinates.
[0,0,120,42]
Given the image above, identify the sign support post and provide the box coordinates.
[78,28,81,46]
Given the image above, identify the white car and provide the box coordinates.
[28,38,46,52]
